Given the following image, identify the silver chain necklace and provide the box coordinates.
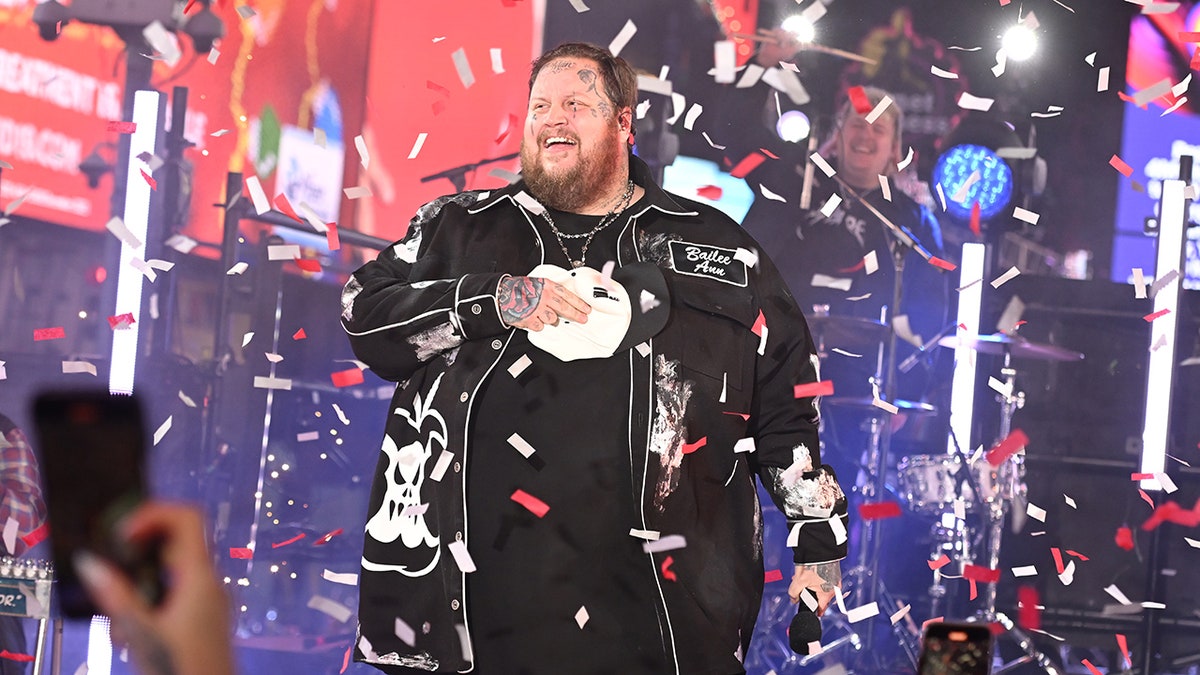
[541,179,634,268]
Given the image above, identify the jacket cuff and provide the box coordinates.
[453,273,509,340]
[789,508,849,565]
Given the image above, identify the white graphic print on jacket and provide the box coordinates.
[363,372,446,576]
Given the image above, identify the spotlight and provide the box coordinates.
[780,15,816,44]
[933,145,1014,223]
[1002,24,1038,62]
[776,110,811,143]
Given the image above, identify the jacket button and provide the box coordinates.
[471,303,482,315]
[454,461,462,473]
[491,339,503,350]
[455,531,463,541]
[451,599,460,610]
[460,392,469,403]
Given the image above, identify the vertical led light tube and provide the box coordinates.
[947,242,986,455]
[108,90,160,395]
[1140,179,1186,489]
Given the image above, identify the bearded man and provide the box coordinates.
[342,42,847,675]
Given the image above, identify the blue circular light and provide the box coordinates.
[932,144,1014,223]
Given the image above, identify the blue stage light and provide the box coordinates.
[932,144,1014,223]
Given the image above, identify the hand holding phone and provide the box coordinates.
[918,621,994,675]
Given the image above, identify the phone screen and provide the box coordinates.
[33,390,162,618]
[917,622,993,675]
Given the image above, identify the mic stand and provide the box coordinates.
[419,152,519,192]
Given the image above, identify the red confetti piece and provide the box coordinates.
[1192,46,1200,71]
[758,147,780,160]
[1082,658,1103,675]
[229,547,253,559]
[847,86,872,115]
[985,429,1029,467]
[1117,91,1149,109]
[682,436,707,454]
[751,309,767,337]
[999,0,1011,5]
[295,258,322,273]
[958,323,968,330]
[331,368,365,388]
[107,121,137,134]
[141,169,157,190]
[662,556,677,582]
[20,523,48,549]
[729,152,766,178]
[764,568,783,583]
[426,80,452,97]
[1117,634,1131,669]
[1110,154,1134,177]
[183,0,198,13]
[327,222,341,251]
[1017,585,1041,630]
[858,501,902,520]
[695,185,723,200]
[963,564,1001,584]
[928,554,951,570]
[1179,31,1200,41]
[1138,489,1156,510]
[495,113,518,145]
[273,193,304,223]
[929,256,958,271]
[271,533,307,549]
[968,578,978,600]
[1143,308,1171,322]
[33,326,65,341]
[0,651,34,663]
[340,643,352,674]
[1140,497,1200,531]
[722,411,750,421]
[1131,472,1155,481]
[292,328,307,340]
[837,258,867,274]
[432,100,448,116]
[1115,526,1135,550]
[793,380,835,399]
[108,313,136,329]
[511,489,550,517]
[969,201,981,237]
[1066,550,1090,562]
[314,528,344,545]
[1050,547,1065,575]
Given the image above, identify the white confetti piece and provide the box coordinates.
[1155,472,1178,493]
[1185,537,1200,548]
[931,65,959,79]
[401,503,428,517]
[2,518,16,554]
[245,176,270,215]
[872,398,899,414]
[799,589,819,612]
[4,187,32,216]
[296,431,319,442]
[332,403,350,425]
[1026,503,1047,522]
[321,569,358,586]
[211,128,231,137]
[810,153,836,177]
[608,19,637,57]
[1105,584,1133,605]
[165,234,198,254]
[897,147,914,172]
[152,416,172,446]
[831,348,862,358]
[879,175,892,201]
[62,361,97,376]
[957,92,995,111]
[236,4,256,18]
[636,99,651,119]
[683,103,703,130]
[574,606,590,628]
[178,391,196,407]
[343,185,374,200]
[830,514,847,544]
[990,266,1021,288]
[643,535,687,553]
[1098,66,1110,92]
[988,376,1013,398]
[733,248,758,268]
[207,47,220,65]
[1064,494,1077,509]
[635,342,651,357]
[1162,95,1188,116]
[568,0,590,11]
[106,216,143,249]
[447,540,476,573]
[951,170,981,204]
[719,372,727,403]
[268,244,301,261]
[355,134,370,170]
[865,96,893,124]
[1149,269,1179,297]
[514,190,545,215]
[819,193,842,218]
[666,92,686,125]
[508,354,532,377]
[811,274,852,291]
[253,376,292,390]
[408,133,429,160]
[1013,565,1038,577]
[306,595,352,623]
[701,131,726,150]
[1133,268,1147,298]
[714,40,736,84]
[1085,51,1097,66]
[846,602,880,623]
[759,184,786,202]
[295,201,328,233]
[639,289,660,313]
[629,528,660,540]
[1013,206,1040,225]
[889,604,911,625]
[393,617,416,647]
[757,325,768,356]
[0,159,12,169]
[507,433,536,459]
[1133,77,1172,107]
[429,450,453,482]
[1058,560,1076,586]
[934,183,947,210]
[143,20,181,67]
[314,128,326,147]
[128,258,158,282]
[242,332,254,347]
[864,250,879,275]
[226,261,248,275]
[787,523,802,547]
[733,437,756,453]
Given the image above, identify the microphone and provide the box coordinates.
[788,604,823,654]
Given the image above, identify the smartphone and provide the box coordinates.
[32,390,163,618]
[917,621,994,675]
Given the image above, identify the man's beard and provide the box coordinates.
[520,130,624,212]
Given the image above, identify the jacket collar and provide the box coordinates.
[468,154,697,217]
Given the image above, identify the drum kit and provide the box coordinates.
[754,310,1085,674]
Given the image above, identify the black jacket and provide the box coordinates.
[341,156,848,674]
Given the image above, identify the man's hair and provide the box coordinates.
[528,42,638,137]
[834,85,904,147]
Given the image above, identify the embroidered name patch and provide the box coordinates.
[668,241,748,287]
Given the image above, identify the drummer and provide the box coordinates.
[740,86,952,456]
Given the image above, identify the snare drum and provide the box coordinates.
[896,454,1011,515]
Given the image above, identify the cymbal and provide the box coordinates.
[937,334,1084,362]
[825,397,937,416]
[807,314,888,353]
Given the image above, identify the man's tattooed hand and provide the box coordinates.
[498,276,545,326]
